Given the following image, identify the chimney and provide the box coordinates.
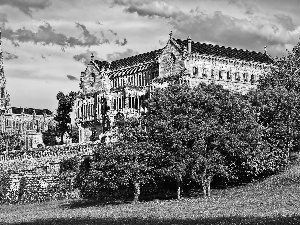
[187,36,192,54]
[169,30,173,39]
[91,53,94,62]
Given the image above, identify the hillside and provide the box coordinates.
[1,155,300,225]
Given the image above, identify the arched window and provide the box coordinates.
[243,73,248,82]
[227,71,231,81]
[235,72,240,82]
[202,68,207,78]
[250,74,255,84]
[91,73,96,84]
[211,69,215,79]
[219,71,223,80]
[193,66,198,76]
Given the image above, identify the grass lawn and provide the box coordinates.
[1,160,300,224]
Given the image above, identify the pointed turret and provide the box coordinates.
[0,30,11,113]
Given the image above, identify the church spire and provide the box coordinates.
[0,30,3,70]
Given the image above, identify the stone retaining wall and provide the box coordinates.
[0,143,96,204]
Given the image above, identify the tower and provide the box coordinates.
[0,30,10,113]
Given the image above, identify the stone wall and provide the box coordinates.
[0,142,97,204]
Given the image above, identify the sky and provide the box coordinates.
[0,0,300,112]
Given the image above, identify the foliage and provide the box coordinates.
[0,132,23,152]
[250,43,300,155]
[77,118,160,202]
[146,81,288,195]
[54,91,77,144]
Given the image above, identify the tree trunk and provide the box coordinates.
[202,175,212,197]
[133,181,140,203]
[60,132,64,145]
[176,179,181,200]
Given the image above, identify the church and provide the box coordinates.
[74,32,273,143]
[0,31,54,149]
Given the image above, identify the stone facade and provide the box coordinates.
[0,31,54,149]
[74,33,272,143]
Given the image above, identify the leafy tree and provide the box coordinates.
[90,117,158,203]
[54,91,77,144]
[249,42,300,157]
[0,132,23,152]
[146,80,287,197]
[146,82,229,198]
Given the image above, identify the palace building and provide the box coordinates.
[74,32,273,143]
[0,31,54,149]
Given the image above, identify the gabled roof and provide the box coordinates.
[91,38,272,78]
[175,39,273,64]
[94,49,162,74]
[11,107,52,115]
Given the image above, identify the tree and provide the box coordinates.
[250,42,300,158]
[145,80,285,197]
[77,117,158,203]
[145,82,228,198]
[54,91,77,144]
[0,132,23,152]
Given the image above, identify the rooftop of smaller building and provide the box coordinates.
[11,107,52,116]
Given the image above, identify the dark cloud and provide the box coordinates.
[0,0,51,16]
[75,22,109,46]
[111,0,187,20]
[106,48,139,61]
[73,50,104,66]
[171,10,300,57]
[3,51,18,60]
[274,14,296,31]
[0,12,8,25]
[115,38,127,46]
[109,29,118,35]
[67,75,78,81]
[1,22,127,49]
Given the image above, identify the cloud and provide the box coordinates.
[106,48,139,61]
[75,22,109,46]
[171,10,300,56]
[111,0,187,20]
[0,0,51,16]
[0,12,8,25]
[73,50,104,65]
[1,22,128,49]
[109,29,118,35]
[66,75,78,81]
[115,38,127,46]
[2,51,18,60]
[274,14,296,31]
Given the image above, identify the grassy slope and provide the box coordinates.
[1,157,300,225]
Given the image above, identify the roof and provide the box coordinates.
[91,38,272,77]
[93,49,162,75]
[175,39,273,64]
[11,107,52,116]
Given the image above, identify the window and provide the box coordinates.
[250,74,255,84]
[219,71,223,80]
[235,72,240,81]
[211,69,215,79]
[1,87,4,98]
[227,71,231,81]
[193,66,198,76]
[202,68,207,78]
[243,73,248,82]
[91,73,96,85]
